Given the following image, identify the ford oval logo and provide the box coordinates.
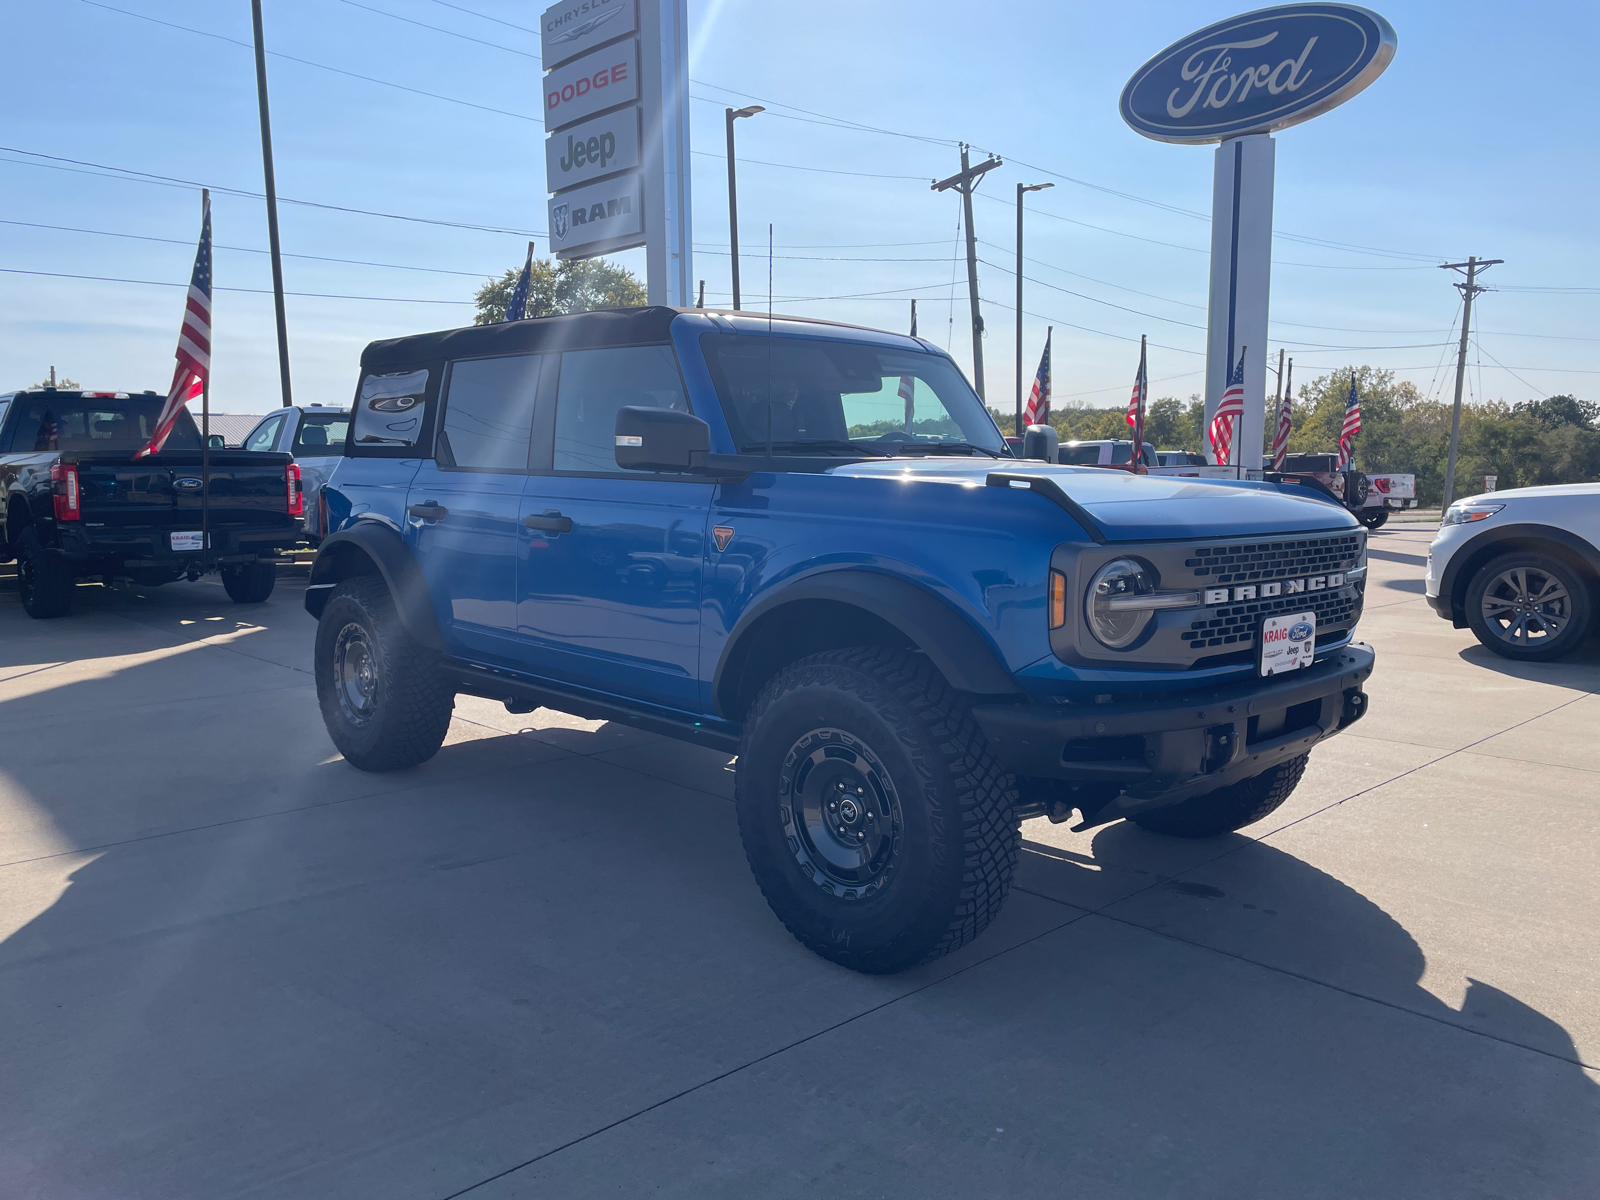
[174,476,204,492]
[1120,4,1397,144]
[1288,621,1315,642]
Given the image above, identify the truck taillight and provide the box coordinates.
[1048,570,1067,629]
[286,462,304,516]
[318,487,328,536]
[51,463,81,521]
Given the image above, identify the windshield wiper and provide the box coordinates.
[894,441,1005,459]
[738,439,891,457]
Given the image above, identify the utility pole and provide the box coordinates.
[725,105,763,310]
[909,299,917,337]
[932,145,1001,400]
[1014,181,1052,436]
[696,280,705,308]
[251,0,293,408]
[1439,256,1502,510]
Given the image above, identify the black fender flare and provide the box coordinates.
[712,568,1023,717]
[304,521,445,651]
[1439,522,1600,618]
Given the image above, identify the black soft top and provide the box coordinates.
[360,306,682,372]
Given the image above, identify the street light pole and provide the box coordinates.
[725,105,763,310]
[250,0,293,408]
[1015,181,1052,438]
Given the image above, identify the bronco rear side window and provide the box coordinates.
[353,369,430,448]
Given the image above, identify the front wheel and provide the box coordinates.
[1361,509,1389,530]
[314,577,454,771]
[735,647,1018,973]
[220,561,277,603]
[1132,754,1308,839]
[1465,552,1593,662]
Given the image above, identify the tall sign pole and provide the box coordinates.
[1120,5,1396,471]
[932,146,1001,401]
[250,0,293,408]
[1439,256,1501,510]
[542,0,691,305]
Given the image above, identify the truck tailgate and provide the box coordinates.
[73,451,299,531]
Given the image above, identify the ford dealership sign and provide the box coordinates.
[1121,4,1396,144]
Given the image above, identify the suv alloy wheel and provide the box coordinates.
[1465,552,1593,661]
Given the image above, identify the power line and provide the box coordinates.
[79,0,542,124]
[1472,340,1548,398]
[334,0,538,58]
[0,266,473,305]
[425,0,540,36]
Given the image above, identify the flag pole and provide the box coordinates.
[200,188,212,573]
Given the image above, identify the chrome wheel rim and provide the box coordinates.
[332,622,379,726]
[1480,566,1572,647]
[779,728,903,900]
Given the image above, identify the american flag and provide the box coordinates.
[136,192,211,458]
[504,240,534,322]
[1023,328,1052,425]
[1125,334,1147,471]
[1209,346,1246,465]
[899,373,916,433]
[1270,356,1293,470]
[1337,373,1362,469]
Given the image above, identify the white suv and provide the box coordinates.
[1426,483,1600,660]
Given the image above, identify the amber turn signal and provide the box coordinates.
[1048,570,1067,629]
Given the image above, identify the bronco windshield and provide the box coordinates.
[700,334,1007,456]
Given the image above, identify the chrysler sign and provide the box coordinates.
[1120,4,1396,144]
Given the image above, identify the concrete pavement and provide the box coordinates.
[1,527,1596,1198]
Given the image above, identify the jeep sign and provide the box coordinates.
[546,108,640,192]
[1120,4,1396,144]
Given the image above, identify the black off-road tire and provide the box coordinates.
[220,561,277,604]
[1132,753,1308,839]
[17,528,74,619]
[1465,551,1593,662]
[735,647,1018,974]
[1361,509,1389,531]
[314,576,454,772]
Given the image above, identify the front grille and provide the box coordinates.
[1186,534,1362,586]
[1180,587,1361,650]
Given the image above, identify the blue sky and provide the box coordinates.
[4,0,1597,415]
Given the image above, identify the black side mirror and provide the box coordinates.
[1022,424,1058,463]
[615,406,710,473]
[207,434,227,449]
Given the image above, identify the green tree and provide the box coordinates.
[31,373,81,389]
[474,255,646,324]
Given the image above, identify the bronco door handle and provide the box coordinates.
[523,510,572,533]
[408,503,448,522]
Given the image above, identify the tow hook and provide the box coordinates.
[1342,690,1368,726]
[1202,724,1241,774]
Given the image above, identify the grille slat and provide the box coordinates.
[1180,589,1360,649]
[1186,534,1362,585]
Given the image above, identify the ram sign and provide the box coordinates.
[1120,4,1397,144]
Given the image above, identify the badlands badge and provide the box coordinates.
[1258,611,1316,677]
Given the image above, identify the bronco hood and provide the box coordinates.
[831,459,1359,541]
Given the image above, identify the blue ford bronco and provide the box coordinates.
[306,307,1374,972]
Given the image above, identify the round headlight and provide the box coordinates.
[1086,558,1156,649]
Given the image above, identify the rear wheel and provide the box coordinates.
[1132,754,1308,839]
[735,647,1017,973]
[220,561,277,603]
[1361,509,1389,530]
[17,528,74,619]
[314,576,453,771]
[1465,552,1592,662]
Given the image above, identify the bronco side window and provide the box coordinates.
[352,368,431,451]
[552,345,688,473]
[438,354,542,471]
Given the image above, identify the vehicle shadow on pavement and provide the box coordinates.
[1,603,1596,1196]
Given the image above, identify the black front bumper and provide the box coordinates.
[972,643,1375,819]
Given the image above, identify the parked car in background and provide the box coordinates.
[242,405,350,544]
[0,388,306,616]
[1157,450,1208,468]
[1426,483,1600,661]
[1057,439,1156,470]
[1275,453,1416,529]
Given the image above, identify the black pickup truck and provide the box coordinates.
[0,388,307,618]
